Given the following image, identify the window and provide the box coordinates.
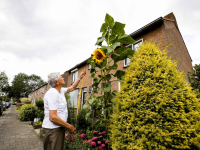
[41,87,44,94]
[88,63,92,70]
[82,88,87,105]
[89,86,92,93]
[124,39,143,67]
[69,89,79,108]
[118,81,121,92]
[71,68,78,84]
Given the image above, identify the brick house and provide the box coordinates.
[65,12,193,109]
[29,12,193,108]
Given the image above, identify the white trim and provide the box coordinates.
[71,68,78,73]
[118,81,121,92]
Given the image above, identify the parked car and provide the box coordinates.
[2,101,6,110]
[0,100,3,115]
[5,102,10,109]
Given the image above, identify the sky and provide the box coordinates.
[0,0,200,84]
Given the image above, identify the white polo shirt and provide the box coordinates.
[42,87,68,129]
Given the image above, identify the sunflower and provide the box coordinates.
[92,48,106,63]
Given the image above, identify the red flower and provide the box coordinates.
[102,131,106,134]
[80,133,85,139]
[105,141,108,144]
[101,144,105,147]
[93,131,98,134]
[97,141,101,144]
[90,142,96,147]
[98,146,103,150]
[92,137,98,141]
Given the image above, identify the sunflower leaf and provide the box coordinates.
[107,42,120,53]
[108,63,118,70]
[100,23,108,32]
[114,70,125,80]
[112,22,125,34]
[118,36,135,44]
[105,13,114,28]
[95,37,103,46]
[101,83,111,92]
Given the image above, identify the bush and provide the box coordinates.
[19,104,38,121]
[20,98,31,104]
[35,98,44,110]
[110,41,200,149]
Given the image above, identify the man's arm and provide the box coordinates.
[67,70,86,93]
[49,110,76,134]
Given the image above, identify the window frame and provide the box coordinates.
[71,68,78,84]
[124,38,143,67]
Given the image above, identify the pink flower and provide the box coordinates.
[87,140,92,143]
[83,140,87,143]
[80,130,82,133]
[98,146,103,150]
[93,131,98,134]
[97,141,101,144]
[98,132,102,135]
[90,142,96,147]
[102,131,106,134]
[80,133,85,139]
[101,144,105,147]
[92,137,98,141]
[105,141,108,144]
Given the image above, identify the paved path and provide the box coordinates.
[0,105,43,150]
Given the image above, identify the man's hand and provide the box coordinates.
[79,70,86,79]
[68,125,76,134]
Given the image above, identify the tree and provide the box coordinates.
[0,71,9,94]
[11,73,46,98]
[189,64,200,98]
[110,41,200,149]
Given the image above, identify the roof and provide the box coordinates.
[65,12,192,72]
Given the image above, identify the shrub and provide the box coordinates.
[110,41,200,149]
[19,104,38,121]
[35,98,44,110]
[20,98,31,104]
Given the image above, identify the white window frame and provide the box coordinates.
[124,38,143,67]
[88,63,92,70]
[118,81,121,92]
[82,87,87,105]
[71,68,78,84]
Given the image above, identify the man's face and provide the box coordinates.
[57,75,65,85]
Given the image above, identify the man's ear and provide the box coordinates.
[54,81,59,85]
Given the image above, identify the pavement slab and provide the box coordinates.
[0,105,43,150]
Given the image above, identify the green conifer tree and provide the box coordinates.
[110,41,200,150]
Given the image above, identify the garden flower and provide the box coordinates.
[93,131,98,134]
[90,142,96,147]
[105,141,108,144]
[80,130,82,133]
[80,133,85,139]
[87,140,92,143]
[92,137,98,141]
[83,140,87,143]
[97,141,101,144]
[98,146,103,150]
[101,144,105,147]
[92,49,106,63]
[98,132,102,135]
[102,131,106,134]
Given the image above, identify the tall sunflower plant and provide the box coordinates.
[83,13,135,135]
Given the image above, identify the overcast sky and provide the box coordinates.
[0,0,200,84]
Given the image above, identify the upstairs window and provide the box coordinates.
[124,39,143,67]
[71,68,78,84]
[88,63,92,70]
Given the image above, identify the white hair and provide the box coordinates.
[48,72,60,87]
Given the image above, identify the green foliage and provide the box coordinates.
[76,108,91,133]
[84,14,135,142]
[10,73,46,98]
[0,71,9,92]
[189,64,200,98]
[35,98,44,121]
[110,41,200,150]
[35,98,44,110]
[39,132,43,139]
[19,104,38,121]
[20,97,31,104]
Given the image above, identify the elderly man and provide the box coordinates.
[42,71,86,150]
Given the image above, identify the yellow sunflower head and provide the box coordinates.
[92,48,106,63]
